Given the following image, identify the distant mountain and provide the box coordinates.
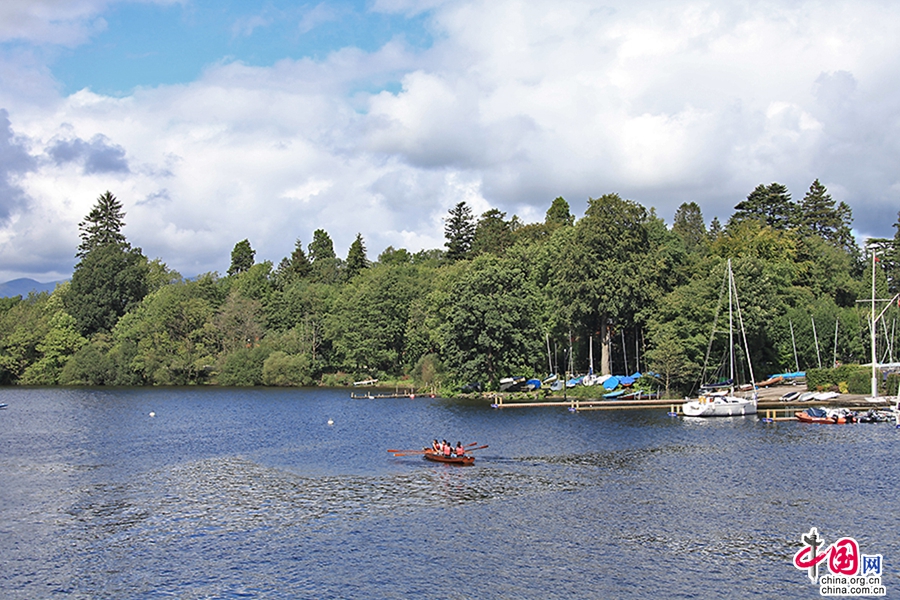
[0,278,66,298]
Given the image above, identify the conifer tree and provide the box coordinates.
[228,239,255,276]
[66,191,148,335]
[76,191,127,258]
[672,202,707,254]
[545,197,574,227]
[344,233,369,280]
[731,183,796,230]
[444,201,475,261]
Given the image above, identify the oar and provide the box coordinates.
[392,450,431,456]
[386,448,427,453]
[464,444,489,451]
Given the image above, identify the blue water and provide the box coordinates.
[1,387,898,599]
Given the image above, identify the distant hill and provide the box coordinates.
[0,278,66,298]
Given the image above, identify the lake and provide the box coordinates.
[0,387,897,599]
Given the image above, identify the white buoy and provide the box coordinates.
[149,411,156,417]
[327,418,334,426]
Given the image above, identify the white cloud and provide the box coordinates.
[3,0,900,282]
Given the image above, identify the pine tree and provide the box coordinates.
[66,191,148,335]
[731,183,796,230]
[228,239,255,276]
[444,201,475,261]
[308,229,340,283]
[344,233,369,280]
[672,202,707,254]
[77,191,127,258]
[545,197,574,227]
[472,209,513,257]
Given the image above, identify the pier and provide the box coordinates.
[489,388,896,417]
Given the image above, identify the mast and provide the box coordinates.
[589,336,594,375]
[728,259,734,387]
[832,317,839,368]
[871,250,877,399]
[811,316,822,369]
[790,320,799,372]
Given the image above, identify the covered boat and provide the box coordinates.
[795,407,856,424]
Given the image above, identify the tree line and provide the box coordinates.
[2,182,899,396]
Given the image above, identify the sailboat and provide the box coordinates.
[682,259,758,417]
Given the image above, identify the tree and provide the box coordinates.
[275,238,312,287]
[444,201,475,261]
[228,239,255,276]
[66,240,149,336]
[309,229,340,283]
[77,191,127,258]
[797,179,856,252]
[730,183,796,230]
[66,191,149,336]
[442,255,543,387]
[553,193,650,375]
[672,202,707,255]
[344,233,369,280]
[545,196,574,227]
[471,209,513,257]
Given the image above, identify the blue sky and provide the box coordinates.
[1,0,900,282]
[49,1,433,96]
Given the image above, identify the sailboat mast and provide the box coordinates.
[871,250,877,398]
[811,316,822,369]
[728,259,734,386]
[832,317,839,368]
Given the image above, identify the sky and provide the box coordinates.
[1,0,899,283]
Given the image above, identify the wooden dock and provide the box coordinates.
[490,393,896,416]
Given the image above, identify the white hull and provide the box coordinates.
[682,395,757,417]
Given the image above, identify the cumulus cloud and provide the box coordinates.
[3,0,900,282]
[47,134,129,174]
[0,109,35,221]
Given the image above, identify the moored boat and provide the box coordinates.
[795,407,856,424]
[682,260,758,418]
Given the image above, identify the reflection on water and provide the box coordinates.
[1,387,899,599]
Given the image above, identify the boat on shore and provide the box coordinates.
[682,260,758,417]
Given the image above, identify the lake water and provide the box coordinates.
[0,387,897,599]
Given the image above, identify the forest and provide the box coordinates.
[2,182,899,397]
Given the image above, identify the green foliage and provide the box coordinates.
[730,182,795,230]
[77,190,127,258]
[20,307,87,385]
[472,209,513,257]
[442,255,544,388]
[65,243,150,336]
[12,187,897,391]
[308,229,340,283]
[807,365,873,394]
[672,202,707,255]
[444,201,475,261]
[262,351,315,386]
[545,197,574,227]
[217,345,270,386]
[228,239,255,276]
[344,233,369,280]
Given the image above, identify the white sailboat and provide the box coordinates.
[682,259,758,417]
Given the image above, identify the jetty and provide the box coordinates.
[350,388,430,399]
[489,385,897,417]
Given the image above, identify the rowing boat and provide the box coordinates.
[423,450,475,466]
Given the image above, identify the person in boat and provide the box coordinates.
[432,439,441,452]
[442,441,453,457]
[455,441,465,456]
